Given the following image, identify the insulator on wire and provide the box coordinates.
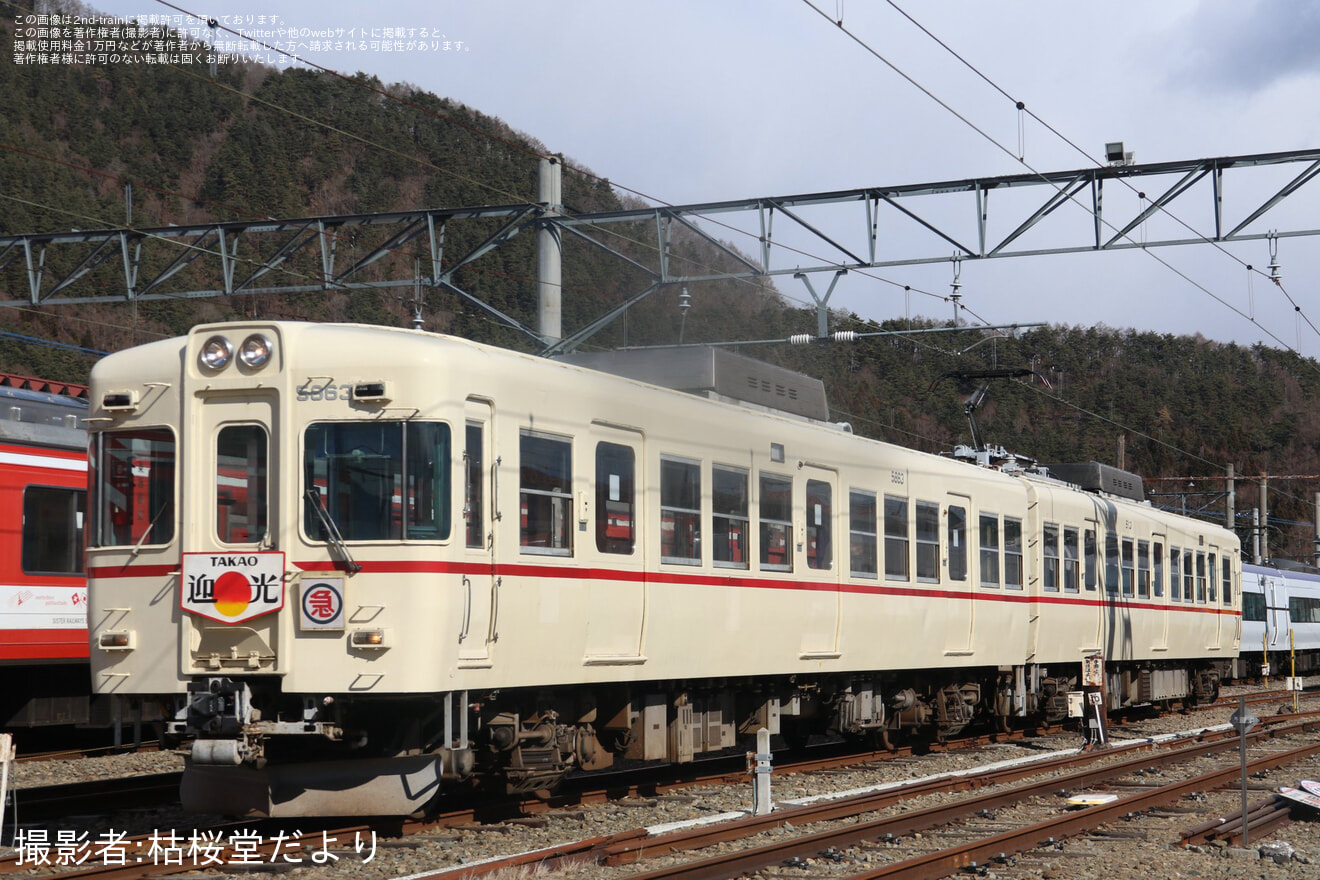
[831,331,858,343]
[789,334,814,346]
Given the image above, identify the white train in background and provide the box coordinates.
[1240,562,1320,678]
[85,321,1241,817]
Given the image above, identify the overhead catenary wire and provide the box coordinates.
[798,0,1320,369]
[882,0,1316,325]
[95,0,974,339]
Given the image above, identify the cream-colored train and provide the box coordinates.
[86,321,1241,817]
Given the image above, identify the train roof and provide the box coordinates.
[555,346,831,421]
[0,374,88,449]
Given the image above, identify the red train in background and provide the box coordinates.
[0,372,98,734]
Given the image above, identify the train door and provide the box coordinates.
[583,424,645,661]
[1267,571,1287,650]
[798,464,840,658]
[187,392,277,672]
[1023,484,1044,663]
[1151,532,1169,651]
[458,398,496,665]
[1206,544,1222,650]
[943,493,974,655]
[1084,515,1104,650]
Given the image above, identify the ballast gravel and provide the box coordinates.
[4,681,1320,880]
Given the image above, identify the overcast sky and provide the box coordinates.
[85,0,1320,357]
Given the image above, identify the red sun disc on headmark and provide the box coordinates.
[213,571,251,618]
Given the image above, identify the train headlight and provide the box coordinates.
[199,335,233,371]
[350,628,390,649]
[238,334,274,368]
[98,630,136,651]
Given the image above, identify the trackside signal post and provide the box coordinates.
[1229,698,1259,845]
[1080,652,1107,749]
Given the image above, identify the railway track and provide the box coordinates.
[410,713,1320,880]
[7,702,1317,879]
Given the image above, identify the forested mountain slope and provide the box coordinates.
[3,6,1318,557]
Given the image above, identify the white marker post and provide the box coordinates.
[0,733,13,840]
[749,727,773,816]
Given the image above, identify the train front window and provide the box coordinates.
[23,487,85,574]
[94,428,175,548]
[216,425,267,544]
[303,421,451,542]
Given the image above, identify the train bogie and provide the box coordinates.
[85,323,1242,816]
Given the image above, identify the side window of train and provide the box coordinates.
[759,472,792,571]
[22,486,85,575]
[947,504,967,581]
[1105,534,1121,594]
[660,456,699,564]
[713,466,749,569]
[1003,517,1023,589]
[884,495,909,581]
[1121,538,1135,597]
[1169,546,1182,601]
[519,430,573,555]
[1063,526,1080,593]
[95,428,176,548]
[1137,540,1151,599]
[978,513,999,588]
[1183,550,1195,602]
[1083,528,1097,591]
[596,443,636,555]
[915,500,939,582]
[1243,590,1264,621]
[806,479,832,571]
[465,424,484,549]
[216,424,268,545]
[849,490,877,579]
[1152,541,1164,598]
[1290,595,1320,623]
[1042,523,1059,592]
[1221,556,1233,605]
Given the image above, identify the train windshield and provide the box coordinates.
[303,421,451,542]
[93,428,176,548]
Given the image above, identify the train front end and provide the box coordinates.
[88,322,468,817]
